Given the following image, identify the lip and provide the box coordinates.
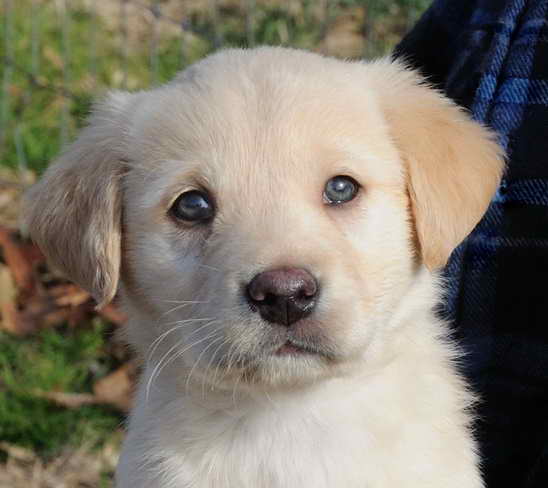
[275,341,316,356]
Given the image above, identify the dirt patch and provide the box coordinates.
[0,437,121,488]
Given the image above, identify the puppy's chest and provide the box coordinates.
[172,408,371,488]
[145,368,477,488]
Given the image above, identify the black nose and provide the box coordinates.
[246,268,318,326]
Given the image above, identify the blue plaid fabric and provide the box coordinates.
[395,1,548,486]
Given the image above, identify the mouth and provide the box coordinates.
[274,340,321,357]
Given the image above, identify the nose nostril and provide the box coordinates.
[248,289,265,302]
[246,287,277,307]
[264,293,279,306]
[254,293,278,307]
[295,289,313,302]
[246,280,266,303]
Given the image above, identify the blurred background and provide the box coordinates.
[0,1,430,486]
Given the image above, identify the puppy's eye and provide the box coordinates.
[323,176,360,205]
[171,190,214,222]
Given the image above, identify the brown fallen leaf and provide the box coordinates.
[0,301,40,336]
[0,437,121,488]
[33,362,137,412]
[0,262,17,305]
[33,390,98,408]
[53,286,91,308]
[48,283,82,298]
[20,293,71,331]
[93,361,137,412]
[0,299,21,334]
[0,226,37,296]
[0,263,38,335]
[98,302,128,326]
[66,302,92,328]
[0,442,36,463]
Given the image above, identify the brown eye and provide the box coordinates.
[171,190,214,222]
[323,176,360,205]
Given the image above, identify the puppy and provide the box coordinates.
[24,47,504,488]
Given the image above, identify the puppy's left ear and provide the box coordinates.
[23,91,136,307]
[369,60,505,270]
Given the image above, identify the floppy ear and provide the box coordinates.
[369,60,505,270]
[23,91,135,307]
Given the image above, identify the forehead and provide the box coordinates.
[125,51,404,201]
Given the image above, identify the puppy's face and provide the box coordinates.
[25,48,504,391]
[123,80,412,387]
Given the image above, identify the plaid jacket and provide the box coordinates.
[395,1,548,486]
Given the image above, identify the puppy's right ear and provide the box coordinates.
[23,91,136,308]
[367,60,504,270]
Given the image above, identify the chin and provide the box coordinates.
[193,335,345,391]
[241,349,340,389]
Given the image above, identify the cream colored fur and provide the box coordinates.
[24,47,504,488]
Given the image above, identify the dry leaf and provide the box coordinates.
[53,286,91,307]
[66,303,92,328]
[20,293,70,331]
[0,442,36,462]
[0,439,122,488]
[0,262,17,305]
[98,303,127,325]
[93,362,136,411]
[0,300,20,334]
[33,390,97,408]
[33,362,136,412]
[0,226,37,295]
[0,264,37,335]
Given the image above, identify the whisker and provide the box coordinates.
[202,337,231,395]
[153,324,221,388]
[146,317,214,364]
[156,317,214,329]
[155,299,210,305]
[164,328,220,375]
[158,301,200,321]
[146,327,220,403]
[146,301,209,347]
[184,335,225,395]
[224,341,239,376]
[213,341,235,392]
[145,319,218,401]
[168,329,223,394]
[210,339,233,390]
[146,337,185,402]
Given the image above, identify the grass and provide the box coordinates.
[1,0,431,173]
[0,320,122,458]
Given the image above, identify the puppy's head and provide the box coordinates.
[24,48,503,390]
